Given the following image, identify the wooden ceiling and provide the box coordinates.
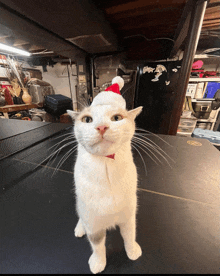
[198,0,220,51]
[0,0,219,61]
[93,0,220,59]
[94,0,186,39]
[93,0,187,60]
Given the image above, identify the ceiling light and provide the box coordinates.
[0,42,31,56]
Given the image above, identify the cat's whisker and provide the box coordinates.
[131,142,147,176]
[133,138,173,168]
[133,136,175,165]
[114,130,174,164]
[55,147,77,172]
[47,134,76,154]
[52,145,78,177]
[47,137,87,166]
[34,140,77,170]
[135,127,173,147]
[134,133,174,162]
[49,132,75,142]
[132,139,161,165]
[78,95,90,109]
[77,99,88,109]
[132,138,162,165]
[108,131,173,168]
[44,143,76,171]
[43,139,89,173]
[45,136,77,167]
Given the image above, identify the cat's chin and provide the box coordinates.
[83,139,118,156]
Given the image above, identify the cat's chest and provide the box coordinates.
[75,153,138,225]
[77,154,134,185]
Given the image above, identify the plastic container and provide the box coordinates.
[177,125,195,134]
[192,101,212,119]
[196,122,212,130]
[44,94,73,116]
[192,128,220,145]
[29,108,47,122]
[179,117,197,127]
[177,116,197,135]
[29,85,54,104]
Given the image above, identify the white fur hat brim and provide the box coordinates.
[91,91,126,109]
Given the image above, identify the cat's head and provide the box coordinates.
[67,77,142,156]
[68,101,142,157]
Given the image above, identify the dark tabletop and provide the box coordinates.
[0,121,219,274]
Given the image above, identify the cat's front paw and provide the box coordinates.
[88,253,106,274]
[74,222,86,238]
[126,242,142,261]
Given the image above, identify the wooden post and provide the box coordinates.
[168,0,208,135]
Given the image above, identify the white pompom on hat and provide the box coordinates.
[91,76,126,109]
[111,76,125,91]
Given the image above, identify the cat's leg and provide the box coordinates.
[74,218,86,238]
[119,215,142,261]
[88,230,106,274]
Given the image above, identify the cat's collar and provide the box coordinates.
[106,154,115,160]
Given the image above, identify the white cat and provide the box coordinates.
[67,77,143,274]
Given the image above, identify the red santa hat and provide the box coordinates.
[91,76,125,109]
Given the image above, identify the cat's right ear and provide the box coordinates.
[67,110,79,120]
[128,106,143,120]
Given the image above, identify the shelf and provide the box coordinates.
[0,103,43,119]
[196,118,215,122]
[189,78,220,82]
[0,103,43,113]
[191,99,214,102]
[176,132,192,136]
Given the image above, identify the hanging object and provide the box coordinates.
[11,79,21,97]
[6,57,25,89]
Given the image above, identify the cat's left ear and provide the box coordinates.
[67,110,79,120]
[128,106,143,120]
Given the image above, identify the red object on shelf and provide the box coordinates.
[191,69,204,72]
[0,55,6,59]
[192,60,203,69]
[203,71,218,77]
[2,87,14,105]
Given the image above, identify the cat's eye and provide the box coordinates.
[111,114,123,121]
[82,116,93,123]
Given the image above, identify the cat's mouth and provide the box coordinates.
[99,137,114,144]
[101,138,114,144]
[92,137,115,146]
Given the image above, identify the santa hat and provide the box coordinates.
[91,76,125,109]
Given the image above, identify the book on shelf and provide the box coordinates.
[203,82,220,98]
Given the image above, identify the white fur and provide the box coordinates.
[68,101,143,274]
[91,91,126,109]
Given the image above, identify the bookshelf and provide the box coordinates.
[189,78,220,82]
[177,78,220,135]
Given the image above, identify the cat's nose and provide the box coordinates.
[96,125,108,136]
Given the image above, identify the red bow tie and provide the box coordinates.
[106,154,115,160]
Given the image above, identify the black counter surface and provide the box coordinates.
[0,120,219,274]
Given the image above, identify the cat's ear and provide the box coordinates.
[67,110,79,120]
[128,106,143,120]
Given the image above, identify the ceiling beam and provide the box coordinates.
[0,0,119,54]
[0,2,87,61]
[169,0,198,58]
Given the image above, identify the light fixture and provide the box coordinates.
[0,42,31,56]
